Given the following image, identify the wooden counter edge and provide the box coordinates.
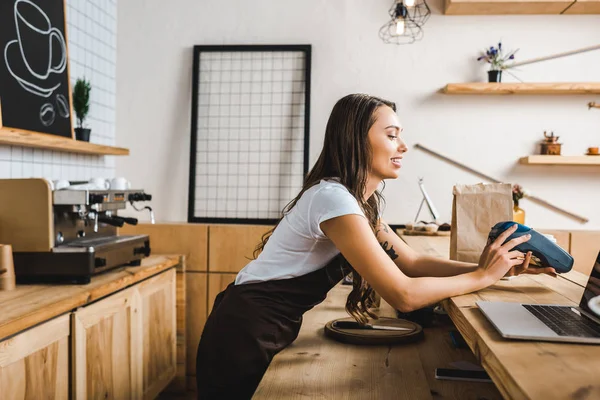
[441,299,528,400]
[0,254,181,342]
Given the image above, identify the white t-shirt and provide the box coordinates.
[235,180,366,285]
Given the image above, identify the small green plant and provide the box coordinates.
[73,78,91,129]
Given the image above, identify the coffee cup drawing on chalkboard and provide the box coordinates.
[3,0,67,99]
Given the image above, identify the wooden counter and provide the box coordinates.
[0,254,180,341]
[254,282,502,399]
[400,235,600,400]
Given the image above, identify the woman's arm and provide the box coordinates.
[375,219,477,277]
[321,215,529,313]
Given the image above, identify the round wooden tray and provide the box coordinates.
[324,317,424,345]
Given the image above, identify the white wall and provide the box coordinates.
[116,0,600,230]
[0,0,117,181]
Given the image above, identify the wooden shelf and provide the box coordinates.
[564,0,600,13]
[443,0,600,15]
[0,127,129,156]
[519,155,600,166]
[442,82,600,95]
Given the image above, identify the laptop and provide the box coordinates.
[477,250,600,344]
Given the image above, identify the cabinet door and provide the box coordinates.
[137,268,177,400]
[72,287,143,400]
[0,314,70,400]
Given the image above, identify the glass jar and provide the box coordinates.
[513,204,525,225]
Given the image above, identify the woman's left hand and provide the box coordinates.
[504,251,557,277]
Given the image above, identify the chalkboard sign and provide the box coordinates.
[0,0,73,138]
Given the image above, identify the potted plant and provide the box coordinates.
[477,42,518,83]
[73,78,91,141]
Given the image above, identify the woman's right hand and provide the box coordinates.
[477,224,532,284]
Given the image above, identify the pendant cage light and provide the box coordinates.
[379,0,431,45]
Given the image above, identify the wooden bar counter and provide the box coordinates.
[254,279,502,399]
[0,255,180,341]
[0,255,184,399]
[401,235,600,400]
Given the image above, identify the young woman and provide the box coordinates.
[196,93,555,399]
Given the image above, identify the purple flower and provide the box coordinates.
[509,54,515,59]
[498,42,502,50]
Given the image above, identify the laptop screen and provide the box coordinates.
[579,251,600,317]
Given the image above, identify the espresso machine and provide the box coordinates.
[0,178,154,284]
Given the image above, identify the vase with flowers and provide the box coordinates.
[512,184,526,224]
[477,42,518,83]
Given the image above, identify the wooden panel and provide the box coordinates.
[186,272,207,377]
[72,287,142,400]
[137,269,177,400]
[0,179,53,252]
[563,0,600,13]
[0,127,129,155]
[208,273,237,313]
[444,0,574,14]
[165,257,187,394]
[120,223,208,272]
[537,229,570,253]
[208,224,273,272]
[0,314,69,400]
[443,82,600,94]
[520,155,600,165]
[570,231,600,275]
[0,255,178,342]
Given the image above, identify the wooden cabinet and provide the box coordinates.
[208,273,237,312]
[137,269,177,400]
[72,268,177,400]
[571,231,600,275]
[120,224,208,272]
[71,287,143,400]
[186,272,207,378]
[208,225,273,272]
[0,314,70,400]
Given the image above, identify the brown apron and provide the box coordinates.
[196,255,349,399]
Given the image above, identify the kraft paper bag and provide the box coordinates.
[450,183,513,263]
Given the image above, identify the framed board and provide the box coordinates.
[188,45,311,224]
[0,0,73,138]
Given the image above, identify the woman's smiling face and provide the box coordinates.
[367,105,407,181]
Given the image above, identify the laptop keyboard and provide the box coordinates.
[523,305,600,338]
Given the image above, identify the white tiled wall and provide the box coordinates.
[0,0,117,180]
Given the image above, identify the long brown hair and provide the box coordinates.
[253,93,397,324]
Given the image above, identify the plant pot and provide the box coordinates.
[75,128,91,142]
[488,70,502,83]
